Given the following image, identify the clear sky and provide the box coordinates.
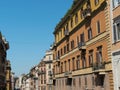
[0,0,73,76]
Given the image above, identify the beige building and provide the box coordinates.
[110,0,120,90]
[18,48,53,90]
[38,60,46,90]
[52,0,113,90]
[43,49,53,90]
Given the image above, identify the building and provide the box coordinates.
[38,60,46,90]
[28,66,38,90]
[11,72,15,90]
[0,32,9,89]
[19,48,53,90]
[43,49,53,90]
[14,77,20,90]
[37,48,53,90]
[110,0,120,90]
[15,74,25,90]
[6,60,12,90]
[21,74,32,90]
[52,0,113,90]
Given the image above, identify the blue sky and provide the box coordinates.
[0,0,73,76]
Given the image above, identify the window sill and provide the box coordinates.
[113,4,120,11]
[112,39,120,45]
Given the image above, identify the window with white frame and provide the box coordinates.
[113,22,120,42]
[112,0,120,8]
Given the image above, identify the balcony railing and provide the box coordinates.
[38,70,46,75]
[64,30,69,36]
[48,71,53,76]
[47,79,53,85]
[78,42,86,50]
[83,8,91,19]
[92,61,105,71]
[56,56,60,64]
[5,41,9,50]
[64,71,72,77]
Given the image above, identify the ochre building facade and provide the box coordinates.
[53,0,113,90]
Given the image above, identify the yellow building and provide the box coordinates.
[53,0,113,90]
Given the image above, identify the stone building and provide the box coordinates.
[0,32,9,89]
[6,60,12,90]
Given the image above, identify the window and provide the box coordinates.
[113,22,120,42]
[67,43,69,52]
[57,50,60,59]
[80,7,84,19]
[59,80,61,86]
[61,62,63,73]
[71,40,75,50]
[96,46,102,64]
[94,0,99,6]
[61,48,63,56]
[68,59,70,71]
[88,50,93,67]
[44,80,46,84]
[80,33,85,42]
[64,61,67,72]
[96,21,100,34]
[64,46,67,54]
[97,75,105,87]
[76,55,80,70]
[77,36,79,45]
[82,56,86,68]
[112,0,120,8]
[41,80,43,84]
[85,77,87,87]
[56,65,58,74]
[71,18,73,28]
[79,78,81,87]
[72,58,75,71]
[92,77,95,87]
[49,56,51,60]
[88,28,92,40]
[66,78,72,85]
[44,73,46,79]
[62,79,64,86]
[73,78,76,86]
[49,64,51,69]
[66,23,69,31]
[63,27,66,36]
[75,13,78,24]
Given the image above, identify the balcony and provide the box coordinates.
[53,42,57,48]
[83,8,91,19]
[33,76,38,80]
[92,61,106,75]
[64,30,69,36]
[48,71,53,76]
[64,71,72,78]
[47,79,53,85]
[38,70,46,75]
[5,41,9,50]
[56,56,60,65]
[78,42,86,50]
